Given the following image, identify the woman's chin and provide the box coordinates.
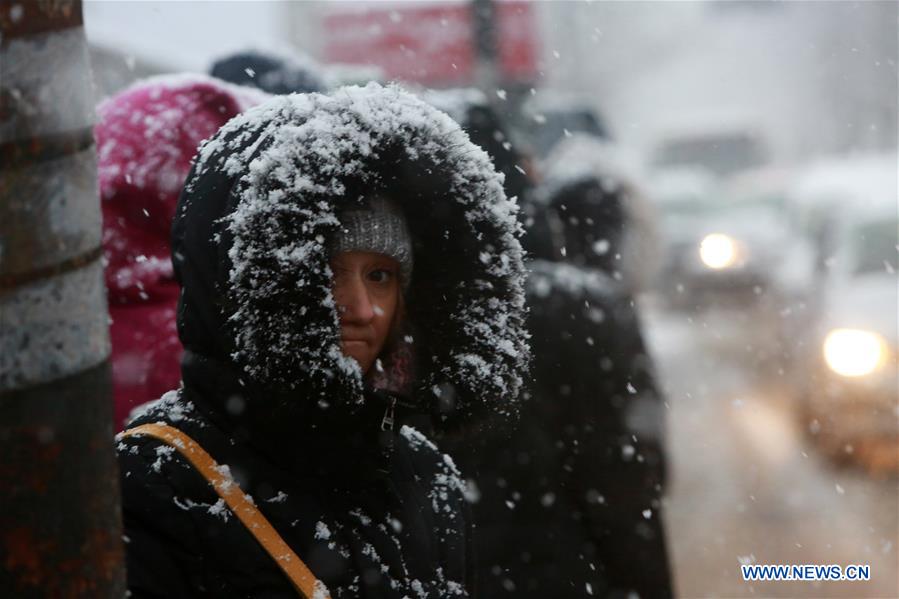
[341,346,372,374]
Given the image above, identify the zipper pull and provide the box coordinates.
[380,396,397,432]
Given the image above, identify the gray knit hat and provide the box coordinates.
[329,196,414,287]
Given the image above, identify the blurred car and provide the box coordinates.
[787,156,898,475]
[649,167,718,307]
[787,154,896,279]
[718,168,818,356]
[784,154,896,360]
[650,117,769,178]
[649,167,798,318]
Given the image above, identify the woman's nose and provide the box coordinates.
[335,274,375,322]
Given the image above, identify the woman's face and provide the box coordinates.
[330,251,401,375]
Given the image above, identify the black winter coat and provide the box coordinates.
[117,84,529,598]
[451,261,672,599]
[119,359,472,598]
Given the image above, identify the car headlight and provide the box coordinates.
[699,233,740,269]
[823,328,889,377]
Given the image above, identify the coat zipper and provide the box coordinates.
[380,396,397,432]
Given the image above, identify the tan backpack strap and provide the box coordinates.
[120,422,330,599]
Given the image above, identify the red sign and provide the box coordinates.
[323,2,538,86]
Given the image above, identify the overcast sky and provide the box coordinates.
[83,1,291,72]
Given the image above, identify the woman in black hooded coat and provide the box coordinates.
[116,84,528,598]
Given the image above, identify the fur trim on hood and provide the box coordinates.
[172,83,529,431]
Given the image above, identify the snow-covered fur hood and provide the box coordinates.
[172,83,528,429]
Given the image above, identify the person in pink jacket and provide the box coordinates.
[95,74,268,430]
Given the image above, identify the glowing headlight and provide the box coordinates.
[823,328,888,377]
[699,233,738,269]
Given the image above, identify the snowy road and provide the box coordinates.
[643,305,898,598]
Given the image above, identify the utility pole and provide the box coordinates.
[0,0,125,596]
[471,0,499,98]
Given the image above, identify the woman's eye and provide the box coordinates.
[368,269,394,284]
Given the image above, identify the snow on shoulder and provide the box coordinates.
[184,83,529,427]
[527,260,619,300]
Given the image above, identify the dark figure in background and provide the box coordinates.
[549,177,627,276]
[435,95,673,598]
[210,49,324,95]
[525,193,673,598]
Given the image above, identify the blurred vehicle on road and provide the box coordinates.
[649,165,821,368]
[650,117,769,178]
[649,167,796,311]
[786,155,898,476]
[716,167,819,360]
[649,167,718,308]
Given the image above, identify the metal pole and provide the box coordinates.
[471,0,499,97]
[0,0,126,595]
